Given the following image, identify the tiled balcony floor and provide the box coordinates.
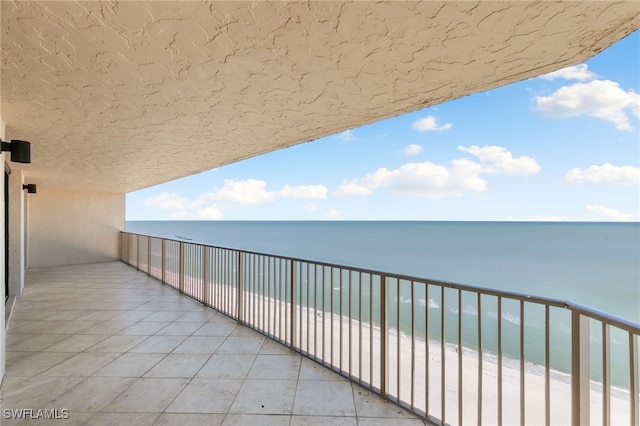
[1,262,426,425]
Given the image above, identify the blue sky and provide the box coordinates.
[127,31,639,222]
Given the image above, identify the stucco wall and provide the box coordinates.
[27,187,124,267]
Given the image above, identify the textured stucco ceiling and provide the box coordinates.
[1,1,638,193]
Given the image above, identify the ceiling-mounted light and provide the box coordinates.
[1,139,31,163]
[23,184,36,194]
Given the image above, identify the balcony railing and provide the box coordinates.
[120,231,639,426]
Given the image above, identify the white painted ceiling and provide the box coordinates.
[1,1,638,193]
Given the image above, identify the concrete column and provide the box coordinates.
[8,170,24,296]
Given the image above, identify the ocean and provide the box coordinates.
[125,220,639,388]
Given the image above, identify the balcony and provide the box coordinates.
[1,261,423,425]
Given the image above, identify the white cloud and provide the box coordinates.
[586,204,633,221]
[412,115,452,131]
[458,145,541,175]
[539,64,596,81]
[337,145,539,198]
[336,130,355,141]
[336,181,373,196]
[144,192,190,210]
[404,144,423,155]
[195,179,275,207]
[337,159,486,199]
[143,179,327,219]
[279,184,327,199]
[535,80,640,130]
[565,163,640,185]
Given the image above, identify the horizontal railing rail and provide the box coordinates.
[120,231,639,426]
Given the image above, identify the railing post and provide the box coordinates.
[161,239,166,284]
[571,311,590,426]
[630,332,639,426]
[147,237,151,276]
[290,259,297,350]
[237,251,243,323]
[136,234,140,270]
[380,274,388,398]
[203,246,210,306]
[179,242,185,294]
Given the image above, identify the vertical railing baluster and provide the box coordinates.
[178,242,185,294]
[397,279,402,401]
[411,280,415,409]
[571,311,590,426]
[203,246,209,307]
[458,289,463,426]
[498,296,503,426]
[425,284,430,415]
[237,251,243,323]
[602,322,610,426]
[441,286,446,424]
[520,300,525,426]
[290,259,297,350]
[380,274,388,398]
[478,292,483,426]
[161,239,166,284]
[545,305,551,426]
[147,236,151,275]
[630,332,638,426]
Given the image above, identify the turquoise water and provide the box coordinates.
[126,220,640,387]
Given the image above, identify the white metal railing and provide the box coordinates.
[120,231,639,426]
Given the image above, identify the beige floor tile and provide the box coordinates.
[176,310,218,323]
[129,336,187,353]
[215,336,265,354]
[49,376,136,412]
[172,336,225,354]
[154,413,225,426]
[155,321,202,336]
[46,320,101,335]
[0,376,84,408]
[75,310,125,321]
[110,310,155,322]
[196,354,256,379]
[167,378,244,414]
[43,334,111,352]
[104,378,189,413]
[229,379,297,415]
[290,416,358,426]
[357,419,426,426]
[87,413,159,425]
[299,357,344,381]
[94,353,166,377]
[142,311,187,322]
[293,380,356,416]
[86,335,148,353]
[5,352,76,377]
[222,414,291,426]
[118,321,170,335]
[353,387,418,419]
[1,411,95,426]
[247,354,301,380]
[259,339,293,355]
[6,334,69,352]
[143,353,210,378]
[80,321,137,335]
[192,322,237,337]
[40,352,121,377]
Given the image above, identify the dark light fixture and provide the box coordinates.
[23,184,36,194]
[1,139,31,163]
